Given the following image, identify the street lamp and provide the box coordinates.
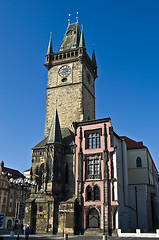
[59,209,69,236]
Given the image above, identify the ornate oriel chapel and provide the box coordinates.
[24,15,159,235]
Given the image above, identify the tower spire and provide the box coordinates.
[46,32,53,55]
[79,24,86,48]
[47,106,62,144]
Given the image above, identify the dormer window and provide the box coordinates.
[67,30,74,36]
[60,46,64,51]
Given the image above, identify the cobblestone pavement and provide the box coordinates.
[0,234,159,240]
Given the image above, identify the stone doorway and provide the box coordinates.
[87,208,100,228]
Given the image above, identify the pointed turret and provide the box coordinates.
[47,107,62,144]
[92,48,97,67]
[79,26,86,48]
[46,33,53,56]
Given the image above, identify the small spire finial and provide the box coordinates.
[76,12,79,23]
[81,24,83,31]
[68,14,71,25]
[92,44,97,67]
[50,32,52,38]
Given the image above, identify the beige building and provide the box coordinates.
[0,161,30,230]
[122,136,159,232]
[24,168,31,179]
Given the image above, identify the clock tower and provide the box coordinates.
[44,21,97,137]
[24,19,98,235]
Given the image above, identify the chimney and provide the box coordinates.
[0,161,4,172]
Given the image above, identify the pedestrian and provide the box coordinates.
[23,225,26,235]
[25,224,30,240]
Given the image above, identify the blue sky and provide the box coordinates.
[0,0,159,173]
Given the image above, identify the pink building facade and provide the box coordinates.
[74,118,120,234]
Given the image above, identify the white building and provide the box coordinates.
[122,136,159,232]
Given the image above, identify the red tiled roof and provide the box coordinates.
[3,167,25,180]
[24,168,31,173]
[121,136,146,149]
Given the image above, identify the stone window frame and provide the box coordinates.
[84,128,102,150]
[88,159,100,175]
[85,184,101,202]
[94,185,100,201]
[85,185,92,201]
[84,153,102,180]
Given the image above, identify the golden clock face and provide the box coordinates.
[59,65,71,77]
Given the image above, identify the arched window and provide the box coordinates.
[38,163,44,190]
[47,159,52,181]
[94,185,100,201]
[65,164,69,184]
[136,157,142,168]
[7,220,12,230]
[35,166,39,175]
[86,185,92,201]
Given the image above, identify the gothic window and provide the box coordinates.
[85,129,102,149]
[65,164,69,184]
[94,185,100,201]
[136,157,142,168]
[47,159,52,181]
[86,185,93,201]
[38,163,44,190]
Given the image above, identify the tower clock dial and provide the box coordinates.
[59,65,71,77]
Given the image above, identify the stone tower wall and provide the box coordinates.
[82,84,95,121]
[44,60,95,137]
